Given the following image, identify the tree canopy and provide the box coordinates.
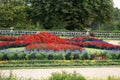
[0,0,115,31]
[30,0,114,30]
[0,0,29,29]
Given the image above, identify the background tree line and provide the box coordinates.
[0,0,119,31]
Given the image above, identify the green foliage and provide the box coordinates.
[0,71,120,80]
[17,53,26,60]
[0,60,120,68]
[0,0,116,31]
[30,0,114,30]
[0,50,120,61]
[7,53,18,60]
[1,53,8,60]
[54,53,65,60]
[65,52,74,60]
[48,71,86,80]
[0,0,30,29]
[0,53,3,60]
[25,53,36,60]
[107,76,120,80]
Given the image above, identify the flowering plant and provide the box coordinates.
[0,32,120,51]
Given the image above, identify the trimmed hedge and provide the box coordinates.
[0,51,120,60]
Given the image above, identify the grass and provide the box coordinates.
[3,47,25,51]
[0,60,120,69]
[3,47,105,54]
[85,48,105,53]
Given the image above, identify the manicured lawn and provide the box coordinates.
[4,47,25,51]
[85,48,105,53]
[0,47,105,54]
[3,47,105,54]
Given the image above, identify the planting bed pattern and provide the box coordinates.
[0,32,120,51]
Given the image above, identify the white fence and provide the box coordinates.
[0,30,120,39]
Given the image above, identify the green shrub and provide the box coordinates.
[73,53,80,60]
[65,52,74,60]
[107,76,120,80]
[36,53,42,60]
[0,51,120,60]
[17,53,26,60]
[25,53,36,60]
[2,53,8,60]
[37,53,48,60]
[54,53,65,60]
[81,52,89,60]
[48,71,86,80]
[117,53,120,59]
[0,53,3,60]
[57,53,65,60]
[7,53,18,60]
[47,53,54,60]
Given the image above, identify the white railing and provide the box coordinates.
[0,30,120,39]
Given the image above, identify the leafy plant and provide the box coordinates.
[48,71,86,80]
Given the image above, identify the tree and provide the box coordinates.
[0,0,29,29]
[28,0,114,30]
[114,8,120,30]
[92,0,114,30]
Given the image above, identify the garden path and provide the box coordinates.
[1,68,120,79]
[107,40,120,45]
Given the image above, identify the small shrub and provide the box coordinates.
[25,53,36,60]
[73,53,80,60]
[2,53,8,60]
[17,53,26,60]
[7,53,18,60]
[57,53,65,60]
[107,76,120,80]
[36,53,42,60]
[37,53,47,60]
[0,53,3,60]
[117,53,120,59]
[47,53,54,60]
[81,52,89,60]
[48,71,86,80]
[65,52,74,60]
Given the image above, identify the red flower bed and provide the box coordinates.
[66,36,101,42]
[0,32,120,51]
[79,41,120,50]
[0,36,16,41]
[23,32,67,43]
[26,43,84,51]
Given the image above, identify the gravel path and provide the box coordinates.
[107,40,120,45]
[1,68,120,79]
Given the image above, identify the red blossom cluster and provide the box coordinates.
[79,41,120,50]
[66,36,101,42]
[23,32,67,43]
[26,43,84,51]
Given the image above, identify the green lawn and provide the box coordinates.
[85,48,105,53]
[3,47,105,54]
[5,47,25,51]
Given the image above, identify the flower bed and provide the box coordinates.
[0,36,16,41]
[26,43,84,51]
[0,32,120,51]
